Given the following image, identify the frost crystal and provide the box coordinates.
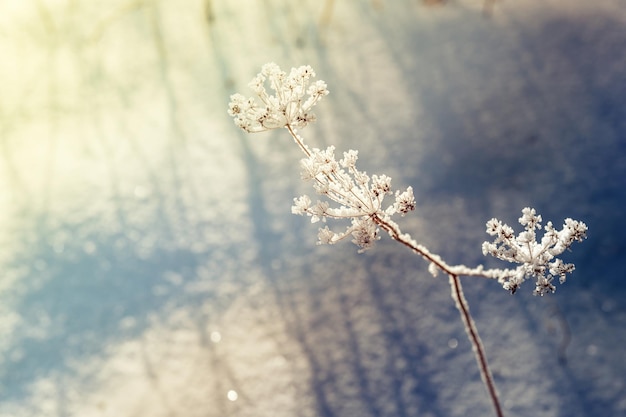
[482,208,588,295]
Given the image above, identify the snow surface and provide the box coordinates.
[0,0,625,416]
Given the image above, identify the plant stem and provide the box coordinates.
[375,213,505,415]
[448,273,504,417]
[286,125,311,157]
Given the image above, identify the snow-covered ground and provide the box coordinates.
[1,1,625,416]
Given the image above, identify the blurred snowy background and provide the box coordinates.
[0,0,625,416]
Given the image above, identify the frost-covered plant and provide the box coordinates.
[482,208,587,296]
[228,63,587,417]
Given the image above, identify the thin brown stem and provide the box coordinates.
[373,213,450,269]
[286,124,311,157]
[376,214,506,415]
[448,274,504,417]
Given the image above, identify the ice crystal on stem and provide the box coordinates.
[228,63,588,417]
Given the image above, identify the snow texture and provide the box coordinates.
[0,1,625,416]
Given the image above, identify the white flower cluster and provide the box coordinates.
[482,208,588,295]
[292,146,416,252]
[227,63,329,133]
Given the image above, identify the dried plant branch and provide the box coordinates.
[227,63,588,416]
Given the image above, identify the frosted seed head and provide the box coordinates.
[485,218,501,236]
[292,195,312,215]
[519,207,542,230]
[340,150,359,168]
[393,187,416,216]
[483,208,587,295]
[533,276,556,296]
[350,218,380,252]
[371,174,392,197]
[317,226,337,245]
[228,63,329,133]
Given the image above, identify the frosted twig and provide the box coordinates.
[228,63,587,417]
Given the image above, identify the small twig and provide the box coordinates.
[449,273,504,417]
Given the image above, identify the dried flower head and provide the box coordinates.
[482,208,588,295]
[228,63,329,133]
[291,145,415,252]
